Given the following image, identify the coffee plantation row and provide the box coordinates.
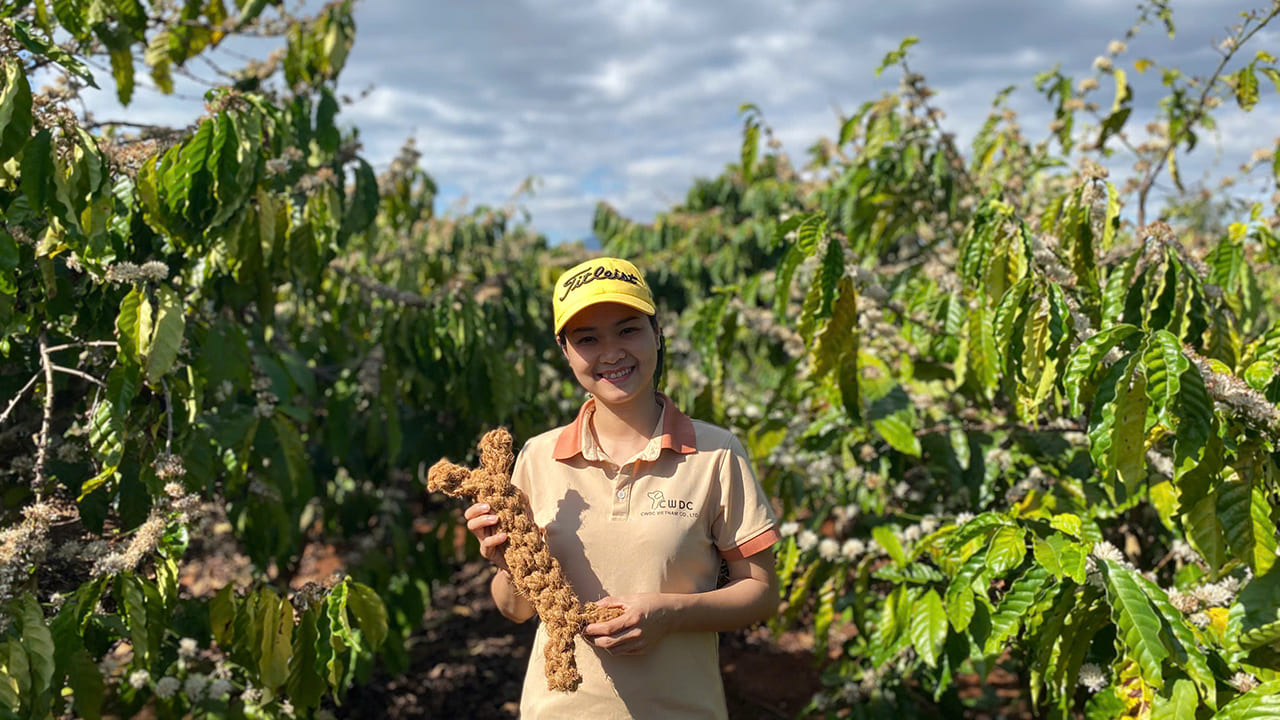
[2,0,1280,717]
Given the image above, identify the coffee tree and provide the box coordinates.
[1,1,583,718]
[597,4,1280,718]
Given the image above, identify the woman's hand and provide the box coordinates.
[583,594,675,656]
[463,502,510,572]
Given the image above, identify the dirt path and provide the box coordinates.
[335,561,823,719]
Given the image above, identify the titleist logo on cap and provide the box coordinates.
[558,265,643,301]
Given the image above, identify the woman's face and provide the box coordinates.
[559,302,659,407]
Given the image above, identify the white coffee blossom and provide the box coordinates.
[178,637,199,659]
[841,538,865,560]
[1078,663,1108,693]
[1188,612,1211,629]
[1093,55,1113,71]
[1090,541,1129,567]
[280,698,296,717]
[779,521,799,538]
[1229,672,1259,693]
[797,529,819,552]
[105,261,168,284]
[154,676,180,699]
[953,512,975,526]
[818,538,841,562]
[241,686,263,704]
[1169,540,1199,564]
[154,453,186,481]
[1107,40,1127,55]
[128,669,150,689]
[1191,580,1235,608]
[1167,590,1199,614]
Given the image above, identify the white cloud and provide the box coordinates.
[62,0,1278,242]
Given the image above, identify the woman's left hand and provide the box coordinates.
[582,594,674,656]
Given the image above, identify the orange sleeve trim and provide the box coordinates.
[719,526,781,562]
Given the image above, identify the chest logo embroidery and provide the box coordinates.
[643,490,698,517]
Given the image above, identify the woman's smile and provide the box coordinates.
[598,365,636,382]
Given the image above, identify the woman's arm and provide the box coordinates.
[583,549,779,655]
[491,568,537,623]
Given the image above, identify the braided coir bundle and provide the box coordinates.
[426,428,623,692]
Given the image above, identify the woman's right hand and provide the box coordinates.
[464,503,510,572]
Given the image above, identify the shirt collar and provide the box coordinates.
[552,392,697,462]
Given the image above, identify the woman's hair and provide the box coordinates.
[557,315,664,387]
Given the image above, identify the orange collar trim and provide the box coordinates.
[552,392,697,461]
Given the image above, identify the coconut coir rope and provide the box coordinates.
[426,428,623,692]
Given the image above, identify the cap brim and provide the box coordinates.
[555,293,656,334]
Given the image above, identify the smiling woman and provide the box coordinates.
[462,257,782,719]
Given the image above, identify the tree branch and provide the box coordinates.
[50,364,107,388]
[0,372,41,426]
[1135,7,1279,227]
[35,332,55,499]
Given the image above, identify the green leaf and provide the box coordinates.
[984,565,1051,655]
[66,648,103,720]
[346,582,388,651]
[1210,680,1280,719]
[809,277,856,380]
[145,285,185,383]
[4,20,97,86]
[1128,570,1215,704]
[1113,360,1149,497]
[1100,559,1169,689]
[0,57,34,164]
[1033,533,1088,584]
[1237,564,1280,651]
[1153,679,1200,720]
[1144,329,1189,425]
[739,105,759,185]
[1234,67,1260,110]
[341,159,380,235]
[1218,477,1279,575]
[860,350,922,457]
[288,607,325,710]
[1066,324,1140,415]
[986,525,1027,576]
[967,306,999,397]
[795,214,827,257]
[873,525,908,566]
[115,286,148,364]
[1173,363,1214,484]
[813,575,837,660]
[16,594,54,695]
[910,588,948,668]
[210,583,235,646]
[946,550,988,631]
[1185,491,1230,572]
[118,574,152,665]
[258,588,293,691]
[20,127,54,214]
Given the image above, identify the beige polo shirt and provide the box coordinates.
[511,393,779,720]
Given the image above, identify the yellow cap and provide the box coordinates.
[552,257,655,334]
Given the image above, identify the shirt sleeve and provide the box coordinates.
[711,433,780,561]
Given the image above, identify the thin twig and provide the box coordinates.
[50,365,107,388]
[45,340,119,353]
[35,332,55,500]
[1135,7,1279,227]
[0,372,41,426]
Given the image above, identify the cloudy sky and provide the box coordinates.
[78,0,1280,242]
